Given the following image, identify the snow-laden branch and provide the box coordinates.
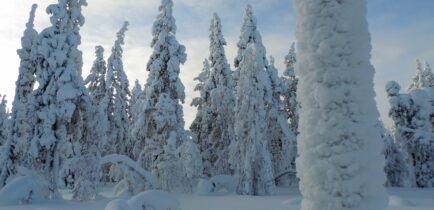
[100,154,156,186]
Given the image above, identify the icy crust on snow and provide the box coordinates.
[294,0,388,210]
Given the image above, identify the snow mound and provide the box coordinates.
[389,195,415,207]
[0,174,49,205]
[105,190,181,210]
[195,175,238,195]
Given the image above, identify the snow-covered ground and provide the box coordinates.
[2,187,434,210]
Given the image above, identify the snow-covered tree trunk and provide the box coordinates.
[232,44,275,196]
[0,4,38,188]
[294,0,388,209]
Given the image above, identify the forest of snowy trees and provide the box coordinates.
[0,0,433,210]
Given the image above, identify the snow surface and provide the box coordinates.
[2,187,434,210]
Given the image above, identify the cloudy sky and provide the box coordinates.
[1,0,434,128]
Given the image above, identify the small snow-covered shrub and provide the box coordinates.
[105,190,182,210]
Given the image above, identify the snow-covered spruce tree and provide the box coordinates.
[231,43,275,195]
[422,62,434,88]
[29,0,99,200]
[133,0,201,192]
[85,45,108,156]
[0,5,38,188]
[282,42,299,133]
[190,13,236,177]
[382,127,412,187]
[266,56,297,187]
[85,46,107,104]
[0,95,9,146]
[408,60,424,91]
[130,80,143,159]
[386,80,434,187]
[294,0,388,209]
[190,59,212,172]
[233,5,267,87]
[105,22,132,157]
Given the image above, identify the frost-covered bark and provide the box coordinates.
[266,57,297,187]
[0,5,38,188]
[232,44,275,196]
[190,14,235,177]
[29,0,98,200]
[282,43,299,133]
[295,0,388,209]
[105,22,132,157]
[132,0,200,192]
[233,5,267,87]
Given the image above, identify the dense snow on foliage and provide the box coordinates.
[294,0,388,210]
[281,43,299,134]
[105,22,132,157]
[190,13,235,177]
[232,44,275,196]
[28,0,100,200]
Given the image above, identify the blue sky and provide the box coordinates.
[0,0,433,128]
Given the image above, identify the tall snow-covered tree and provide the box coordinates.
[190,13,235,177]
[0,5,38,188]
[382,126,412,187]
[294,0,388,209]
[231,44,275,195]
[422,62,434,88]
[266,56,297,187]
[133,0,201,192]
[29,0,99,200]
[386,80,434,187]
[130,79,143,159]
[85,46,107,104]
[0,95,9,146]
[233,5,267,87]
[408,60,424,91]
[282,42,299,133]
[105,22,132,157]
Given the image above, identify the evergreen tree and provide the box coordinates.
[233,5,267,87]
[422,62,434,88]
[130,79,143,159]
[382,127,412,187]
[105,22,132,156]
[133,0,200,192]
[282,42,299,133]
[29,0,98,199]
[85,46,107,104]
[0,97,9,146]
[0,5,38,188]
[231,44,275,195]
[266,56,297,187]
[408,60,424,91]
[294,0,388,209]
[191,13,235,176]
